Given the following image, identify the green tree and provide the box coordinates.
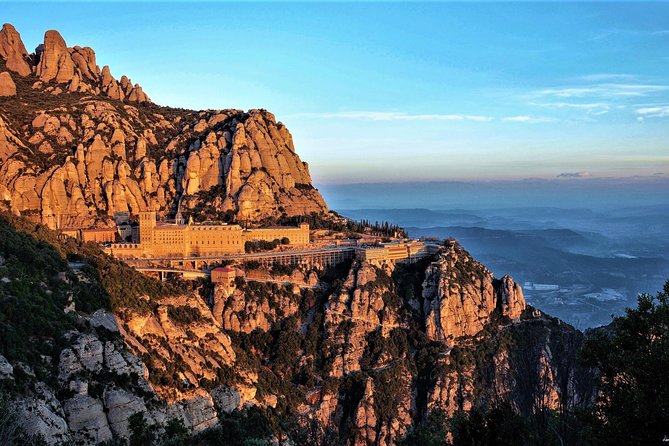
[159,418,190,446]
[128,412,156,446]
[396,409,449,446]
[580,281,669,446]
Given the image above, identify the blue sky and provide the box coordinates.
[4,2,669,184]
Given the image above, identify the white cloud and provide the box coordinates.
[557,171,593,179]
[534,83,669,98]
[309,111,494,122]
[502,116,557,123]
[305,111,560,124]
[635,105,669,118]
[530,101,610,115]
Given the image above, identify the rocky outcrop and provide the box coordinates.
[179,109,327,221]
[0,23,30,76]
[496,274,526,320]
[0,24,149,103]
[324,261,401,377]
[16,383,71,444]
[213,272,313,333]
[36,30,74,83]
[0,71,16,96]
[294,247,584,445]
[63,395,114,444]
[2,306,232,445]
[121,294,236,398]
[0,352,13,378]
[420,242,526,342]
[0,103,327,226]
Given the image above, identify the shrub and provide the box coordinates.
[167,305,203,325]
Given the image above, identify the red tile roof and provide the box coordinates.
[212,267,235,273]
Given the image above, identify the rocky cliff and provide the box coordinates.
[119,242,593,446]
[0,212,595,445]
[0,24,327,227]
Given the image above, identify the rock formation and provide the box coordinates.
[0,23,30,76]
[420,242,526,342]
[0,71,16,96]
[0,24,327,226]
[0,211,595,445]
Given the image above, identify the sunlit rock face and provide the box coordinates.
[421,243,526,342]
[0,24,327,228]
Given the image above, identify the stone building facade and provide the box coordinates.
[109,211,309,259]
[355,240,440,263]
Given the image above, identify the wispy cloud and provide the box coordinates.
[530,101,611,115]
[587,29,669,41]
[307,111,494,122]
[635,105,669,118]
[576,74,638,82]
[502,116,557,123]
[534,83,669,98]
[557,171,593,179]
[303,111,557,124]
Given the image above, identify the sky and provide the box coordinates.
[4,2,669,185]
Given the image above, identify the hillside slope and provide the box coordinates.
[0,214,595,444]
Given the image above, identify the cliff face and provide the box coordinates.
[420,244,526,342]
[0,24,327,227]
[293,244,590,446]
[1,212,595,445]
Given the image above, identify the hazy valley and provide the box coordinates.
[339,204,669,330]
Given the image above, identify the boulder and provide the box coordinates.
[0,71,16,96]
[211,386,241,413]
[104,389,148,438]
[0,353,13,379]
[16,384,70,445]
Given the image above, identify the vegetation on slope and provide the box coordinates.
[0,209,191,395]
[0,211,186,314]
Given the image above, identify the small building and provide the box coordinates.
[81,227,118,243]
[355,240,440,263]
[211,267,236,288]
[113,212,130,225]
[117,221,133,242]
[61,227,118,243]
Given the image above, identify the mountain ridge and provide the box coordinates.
[0,24,328,227]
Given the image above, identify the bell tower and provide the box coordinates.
[139,211,156,248]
